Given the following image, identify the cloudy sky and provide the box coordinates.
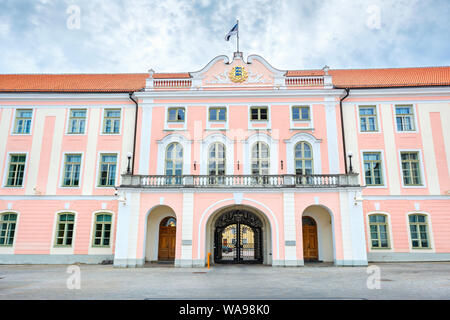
[0,0,449,74]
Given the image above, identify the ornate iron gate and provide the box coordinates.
[214,210,263,264]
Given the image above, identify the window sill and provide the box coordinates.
[289,127,314,131]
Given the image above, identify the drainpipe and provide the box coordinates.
[339,88,350,174]
[129,92,139,175]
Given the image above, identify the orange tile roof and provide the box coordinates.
[287,66,450,88]
[0,67,448,92]
[0,73,149,92]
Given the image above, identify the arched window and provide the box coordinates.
[295,142,313,175]
[92,213,112,247]
[208,142,226,176]
[408,214,430,249]
[368,214,390,249]
[0,213,17,246]
[160,217,176,227]
[165,143,183,185]
[251,142,269,175]
[55,213,75,247]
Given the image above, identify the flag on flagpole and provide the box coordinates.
[225,23,238,41]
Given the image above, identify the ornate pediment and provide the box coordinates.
[190,53,286,87]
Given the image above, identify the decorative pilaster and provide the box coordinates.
[175,192,194,267]
[113,191,142,267]
[337,190,368,266]
[282,192,302,266]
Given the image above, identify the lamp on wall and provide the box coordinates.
[280,160,284,170]
[194,161,197,171]
[347,151,354,174]
[237,161,240,171]
[126,152,133,174]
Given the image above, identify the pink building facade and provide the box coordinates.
[0,53,449,267]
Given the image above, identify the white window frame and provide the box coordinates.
[100,108,122,135]
[11,108,34,135]
[164,106,187,131]
[358,105,381,134]
[89,210,115,253]
[59,152,84,189]
[0,210,20,254]
[95,152,120,189]
[360,150,387,188]
[156,134,192,175]
[206,105,229,130]
[406,211,435,252]
[366,211,394,252]
[289,104,314,130]
[66,108,88,135]
[285,132,322,174]
[200,133,234,175]
[398,149,426,188]
[2,151,29,189]
[248,105,271,130]
[243,132,278,175]
[394,104,418,133]
[50,210,78,255]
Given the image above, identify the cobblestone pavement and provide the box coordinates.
[0,262,449,300]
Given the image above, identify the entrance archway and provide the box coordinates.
[205,205,272,265]
[214,210,263,264]
[158,217,176,261]
[144,205,177,263]
[302,205,335,263]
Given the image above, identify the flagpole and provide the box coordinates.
[236,19,239,53]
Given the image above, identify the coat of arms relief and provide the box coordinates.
[206,65,269,84]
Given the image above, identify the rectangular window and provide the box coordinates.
[103,109,121,134]
[250,106,268,121]
[98,154,117,187]
[369,215,390,249]
[401,152,422,186]
[409,215,430,248]
[363,152,384,186]
[292,106,310,121]
[92,214,112,247]
[359,106,378,132]
[209,107,226,121]
[0,214,17,246]
[167,107,185,122]
[62,154,82,187]
[6,154,26,187]
[68,109,86,134]
[13,109,32,134]
[395,105,415,131]
[55,214,75,246]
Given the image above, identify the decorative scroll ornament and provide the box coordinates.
[228,66,248,83]
[215,210,263,228]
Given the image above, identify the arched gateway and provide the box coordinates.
[214,210,263,264]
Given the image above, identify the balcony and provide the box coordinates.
[120,174,360,189]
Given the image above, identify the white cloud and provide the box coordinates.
[0,0,448,73]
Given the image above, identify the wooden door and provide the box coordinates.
[302,216,318,261]
[158,217,176,261]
